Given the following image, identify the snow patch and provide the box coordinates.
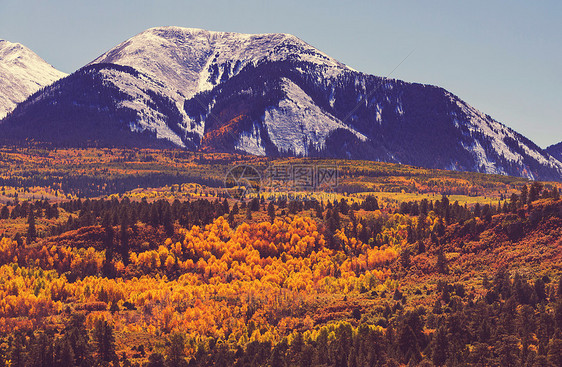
[263,78,366,156]
[235,123,265,156]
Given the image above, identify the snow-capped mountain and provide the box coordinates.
[547,142,562,163]
[90,27,348,97]
[0,40,67,119]
[84,27,352,148]
[1,27,561,181]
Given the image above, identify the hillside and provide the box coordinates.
[0,148,561,366]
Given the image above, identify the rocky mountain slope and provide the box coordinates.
[1,27,560,181]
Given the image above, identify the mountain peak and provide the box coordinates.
[89,26,350,99]
[0,40,67,119]
[0,39,31,60]
[142,25,299,41]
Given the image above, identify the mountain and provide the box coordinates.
[546,142,562,162]
[0,40,67,119]
[1,27,561,181]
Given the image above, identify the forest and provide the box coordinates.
[0,148,561,366]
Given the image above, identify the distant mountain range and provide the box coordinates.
[0,27,561,181]
[0,40,66,119]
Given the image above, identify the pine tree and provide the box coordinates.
[436,249,448,274]
[520,185,528,205]
[146,353,165,367]
[53,336,74,367]
[163,206,174,237]
[400,249,411,269]
[10,333,26,367]
[315,203,323,219]
[517,304,535,361]
[431,326,448,366]
[66,313,92,366]
[496,335,520,366]
[27,210,37,241]
[166,333,188,367]
[92,319,117,364]
[120,219,130,265]
[529,182,543,202]
[362,195,379,211]
[27,332,54,367]
[547,334,562,367]
[417,240,425,254]
[102,220,115,277]
[0,205,8,219]
[555,300,562,331]
[267,202,275,223]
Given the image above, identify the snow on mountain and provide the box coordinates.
[1,27,561,181]
[261,78,366,156]
[85,27,352,148]
[449,95,562,179]
[90,26,349,97]
[0,40,67,119]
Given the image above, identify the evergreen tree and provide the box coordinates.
[436,249,448,274]
[529,182,543,202]
[474,202,481,217]
[547,334,562,367]
[146,353,166,367]
[65,313,92,366]
[120,219,130,265]
[10,333,26,367]
[520,185,528,205]
[27,332,53,367]
[267,202,275,223]
[496,335,520,367]
[222,198,229,214]
[163,206,174,237]
[417,240,425,254]
[0,205,8,219]
[27,209,37,241]
[53,336,74,367]
[102,221,115,277]
[431,326,448,366]
[92,319,117,364]
[315,203,323,219]
[362,196,379,211]
[166,333,188,367]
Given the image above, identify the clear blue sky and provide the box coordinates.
[1,0,560,148]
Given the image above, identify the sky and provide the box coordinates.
[1,0,560,148]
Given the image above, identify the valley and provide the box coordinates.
[0,148,560,366]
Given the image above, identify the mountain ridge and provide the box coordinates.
[1,27,561,181]
[546,142,562,162]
